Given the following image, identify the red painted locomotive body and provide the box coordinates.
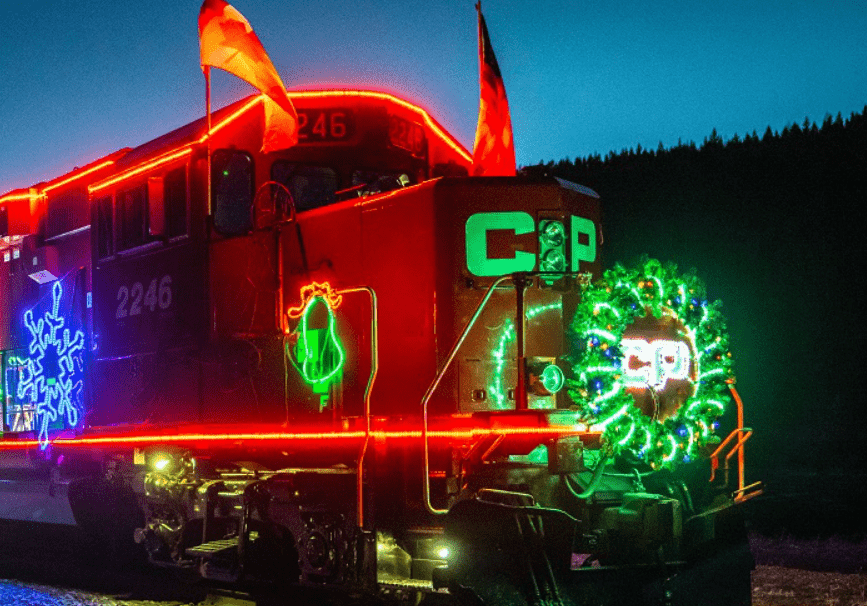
[0,91,755,606]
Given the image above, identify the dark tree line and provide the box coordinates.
[530,106,867,469]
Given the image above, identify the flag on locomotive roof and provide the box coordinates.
[471,2,516,177]
[198,0,298,152]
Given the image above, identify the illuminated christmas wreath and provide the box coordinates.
[567,258,734,469]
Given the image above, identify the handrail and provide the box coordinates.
[709,427,752,484]
[420,271,591,515]
[421,275,514,515]
[335,286,378,528]
[708,383,763,502]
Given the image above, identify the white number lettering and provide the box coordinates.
[115,286,129,319]
[129,282,143,316]
[144,278,158,312]
[114,275,172,321]
[158,274,172,310]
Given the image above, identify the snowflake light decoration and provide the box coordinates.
[17,280,85,449]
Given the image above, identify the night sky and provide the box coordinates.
[2,0,866,193]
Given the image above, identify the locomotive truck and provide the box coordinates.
[0,90,760,605]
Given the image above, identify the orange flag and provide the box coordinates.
[471,3,516,176]
[198,0,298,152]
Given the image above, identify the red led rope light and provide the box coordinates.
[43,159,117,193]
[0,425,598,450]
[0,192,36,203]
[287,90,472,163]
[89,90,470,193]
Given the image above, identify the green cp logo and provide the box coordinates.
[465,211,596,277]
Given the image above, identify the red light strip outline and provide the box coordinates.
[43,159,117,193]
[2,157,121,203]
[0,425,599,450]
[89,90,470,194]
[88,96,261,193]
[10,90,470,201]
[0,192,37,204]
[287,90,472,163]
[89,147,194,193]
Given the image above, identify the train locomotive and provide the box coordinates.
[0,90,760,605]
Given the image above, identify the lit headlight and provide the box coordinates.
[539,220,565,248]
[540,249,566,273]
[150,453,174,473]
[538,219,567,284]
[540,364,565,394]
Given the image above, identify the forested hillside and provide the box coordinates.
[531,107,867,470]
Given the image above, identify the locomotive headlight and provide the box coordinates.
[538,220,567,280]
[540,249,566,273]
[436,546,451,559]
[540,363,565,394]
[150,453,174,473]
[539,220,565,248]
[527,359,565,397]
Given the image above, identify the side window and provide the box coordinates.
[271,161,337,212]
[213,150,254,236]
[3,351,34,433]
[118,184,146,251]
[95,195,113,258]
[165,166,188,239]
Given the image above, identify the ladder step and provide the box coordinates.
[186,537,239,558]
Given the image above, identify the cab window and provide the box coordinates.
[95,195,113,258]
[271,161,337,212]
[164,166,188,239]
[213,150,254,235]
[117,184,147,251]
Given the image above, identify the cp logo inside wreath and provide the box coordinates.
[620,312,697,423]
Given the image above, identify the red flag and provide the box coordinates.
[472,4,516,176]
[198,0,298,152]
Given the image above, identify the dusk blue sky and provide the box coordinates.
[2,0,865,194]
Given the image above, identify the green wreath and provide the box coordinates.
[567,258,734,469]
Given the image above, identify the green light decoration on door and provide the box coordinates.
[489,302,562,409]
[286,282,346,410]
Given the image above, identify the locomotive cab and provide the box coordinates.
[86,91,473,429]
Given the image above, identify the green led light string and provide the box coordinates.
[567,258,734,469]
[293,295,345,386]
[286,294,345,393]
[489,303,562,410]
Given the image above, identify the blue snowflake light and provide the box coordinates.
[17,280,85,449]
